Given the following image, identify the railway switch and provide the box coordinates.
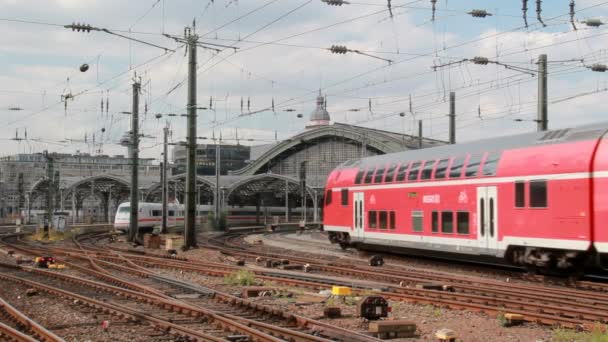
[34,256,56,268]
[356,296,389,320]
[323,306,342,318]
[369,255,384,267]
[331,286,352,296]
[369,320,417,339]
[435,328,457,342]
[503,313,524,326]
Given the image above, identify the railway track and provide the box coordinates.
[44,231,606,329]
[6,229,608,332]
[50,230,608,329]
[0,234,380,342]
[0,296,64,342]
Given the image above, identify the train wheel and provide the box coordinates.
[339,242,349,250]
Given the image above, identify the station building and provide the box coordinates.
[14,92,446,225]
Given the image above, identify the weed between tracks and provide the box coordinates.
[27,231,72,242]
[552,323,608,342]
[224,270,256,286]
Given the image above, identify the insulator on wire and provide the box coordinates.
[468,9,492,18]
[409,94,413,114]
[570,0,577,30]
[68,22,93,33]
[583,18,605,27]
[522,0,529,28]
[368,98,372,112]
[387,0,393,18]
[431,0,437,22]
[330,45,348,54]
[240,97,243,113]
[536,0,546,27]
[321,0,349,6]
[106,93,109,114]
[100,98,104,113]
[471,56,490,65]
[247,97,250,112]
[272,98,275,112]
[590,63,608,72]
[209,96,213,110]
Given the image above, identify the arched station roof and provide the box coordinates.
[230,123,445,177]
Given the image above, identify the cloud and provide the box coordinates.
[2,0,608,161]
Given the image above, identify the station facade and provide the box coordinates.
[11,92,446,225]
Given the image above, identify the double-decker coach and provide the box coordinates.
[324,122,608,273]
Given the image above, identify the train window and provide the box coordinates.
[441,211,454,234]
[364,167,376,184]
[325,190,332,206]
[457,212,469,234]
[341,189,349,206]
[421,160,436,180]
[389,211,396,229]
[368,211,378,228]
[530,180,548,208]
[374,166,386,183]
[355,169,366,184]
[152,210,161,217]
[412,210,423,232]
[379,211,388,229]
[482,152,501,176]
[449,156,466,178]
[395,163,410,182]
[434,159,450,179]
[408,162,422,181]
[119,207,130,213]
[465,154,483,177]
[384,164,398,183]
[432,211,438,233]
[168,210,175,217]
[515,182,525,208]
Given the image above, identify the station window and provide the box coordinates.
[379,211,388,229]
[449,156,466,178]
[325,190,332,206]
[395,163,410,182]
[457,212,469,234]
[341,189,349,206]
[374,166,387,183]
[354,169,366,184]
[368,211,378,228]
[408,162,422,181]
[434,159,450,179]
[364,167,376,184]
[530,180,548,208]
[384,164,398,183]
[412,210,423,232]
[515,182,525,208]
[465,155,483,177]
[482,152,501,176]
[431,211,439,233]
[441,211,454,234]
[389,211,396,230]
[421,160,436,180]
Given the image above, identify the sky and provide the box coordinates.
[2,0,608,163]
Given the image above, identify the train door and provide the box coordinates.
[353,192,365,238]
[477,186,498,251]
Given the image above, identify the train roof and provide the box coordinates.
[339,121,608,169]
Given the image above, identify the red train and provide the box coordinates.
[323,123,608,273]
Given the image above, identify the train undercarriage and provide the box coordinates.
[327,231,601,275]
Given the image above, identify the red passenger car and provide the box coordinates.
[323,123,608,273]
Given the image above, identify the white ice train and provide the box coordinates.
[113,202,308,231]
